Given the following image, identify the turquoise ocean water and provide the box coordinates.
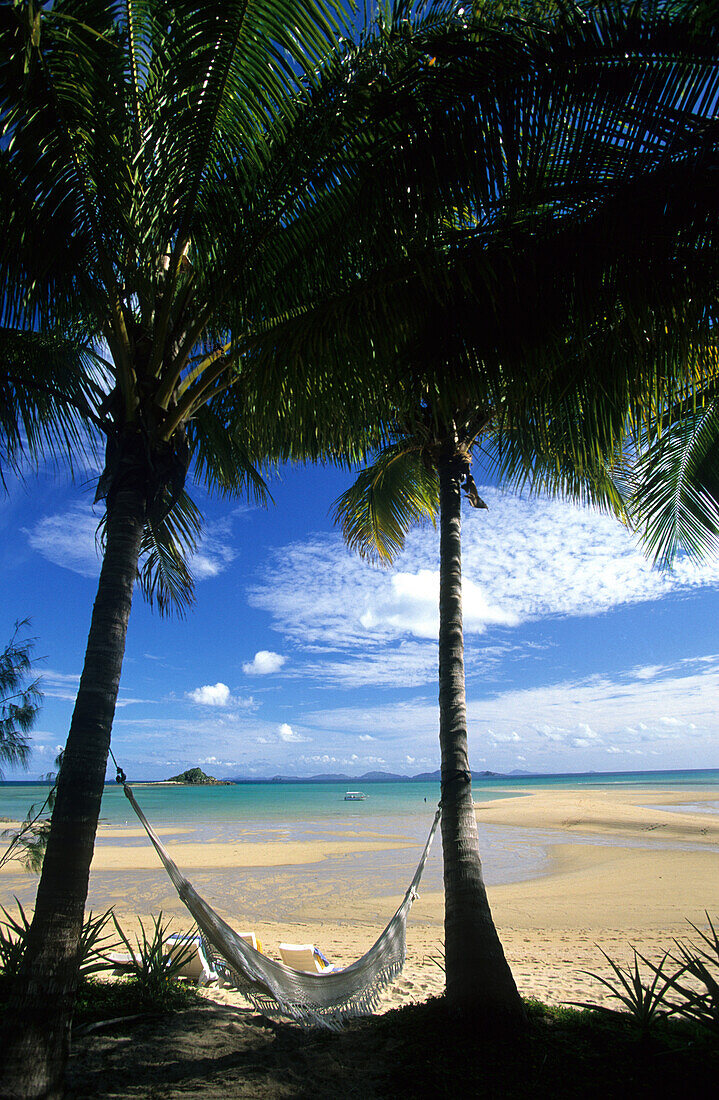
[2,770,718,915]
[3,768,719,830]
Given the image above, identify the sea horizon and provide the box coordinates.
[2,767,718,837]
[2,764,719,788]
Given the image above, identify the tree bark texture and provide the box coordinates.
[437,449,525,1025]
[0,476,147,1100]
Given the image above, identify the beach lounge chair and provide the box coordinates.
[164,932,218,985]
[106,934,219,986]
[279,942,338,974]
[106,950,135,971]
[237,930,262,953]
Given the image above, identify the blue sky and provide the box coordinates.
[2,453,719,781]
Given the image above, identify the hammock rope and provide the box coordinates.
[121,782,441,1029]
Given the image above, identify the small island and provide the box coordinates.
[166,767,233,786]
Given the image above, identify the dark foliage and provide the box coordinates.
[44,992,719,1098]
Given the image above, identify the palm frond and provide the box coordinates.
[188,401,271,505]
[0,329,106,484]
[332,445,439,565]
[628,399,719,568]
[137,490,203,618]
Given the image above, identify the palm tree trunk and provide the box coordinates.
[437,448,525,1026]
[0,472,147,1100]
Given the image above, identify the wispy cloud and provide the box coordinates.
[24,502,238,582]
[295,653,719,770]
[24,504,102,577]
[247,489,719,692]
[37,668,150,707]
[108,650,719,775]
[191,516,237,579]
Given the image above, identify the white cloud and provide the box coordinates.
[359,734,375,741]
[253,488,719,642]
[25,505,102,577]
[360,569,517,639]
[247,489,719,693]
[242,650,286,675]
[278,722,310,743]
[188,682,231,707]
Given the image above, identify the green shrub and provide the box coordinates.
[73,972,199,1024]
[573,948,686,1034]
[0,901,118,980]
[662,913,719,1035]
[111,912,199,1009]
[576,914,719,1039]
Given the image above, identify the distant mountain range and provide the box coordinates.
[229,768,534,784]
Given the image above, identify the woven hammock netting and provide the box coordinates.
[122,784,441,1030]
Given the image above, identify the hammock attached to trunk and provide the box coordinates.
[121,783,441,1029]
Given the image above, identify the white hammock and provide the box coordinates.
[121,783,441,1029]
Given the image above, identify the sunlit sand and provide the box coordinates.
[3,784,718,1012]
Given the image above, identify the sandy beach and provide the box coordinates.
[2,784,719,1014]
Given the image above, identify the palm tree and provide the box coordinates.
[1,0,718,1089]
[326,0,719,1023]
[332,384,626,1021]
[1,0,551,1090]
[334,421,525,1022]
[0,1,430,1092]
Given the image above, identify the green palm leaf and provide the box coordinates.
[629,399,719,568]
[332,445,439,565]
[137,490,204,618]
[0,328,106,482]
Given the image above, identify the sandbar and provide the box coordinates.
[2,784,718,1012]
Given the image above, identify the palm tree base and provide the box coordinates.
[0,1015,67,1100]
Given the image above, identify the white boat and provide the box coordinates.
[344,791,366,801]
